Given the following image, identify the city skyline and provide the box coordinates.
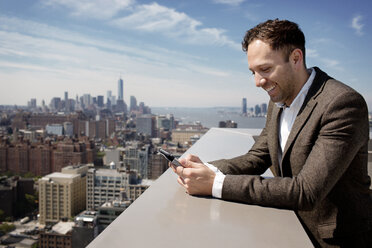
[0,0,371,108]
[22,88,265,110]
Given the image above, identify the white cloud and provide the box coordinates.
[320,58,342,71]
[0,26,228,78]
[110,2,240,49]
[0,15,206,68]
[306,48,319,58]
[41,0,135,19]
[213,0,245,6]
[351,15,364,36]
[0,61,64,73]
[39,0,240,50]
[0,16,245,106]
[111,3,199,32]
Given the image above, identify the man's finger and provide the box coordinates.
[177,176,186,188]
[183,160,204,169]
[184,154,203,163]
[175,165,184,178]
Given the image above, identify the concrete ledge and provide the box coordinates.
[88,128,313,248]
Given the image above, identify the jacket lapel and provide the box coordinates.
[281,67,330,166]
[282,99,317,158]
[268,104,282,177]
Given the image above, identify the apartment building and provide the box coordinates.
[86,168,149,210]
[87,168,131,210]
[38,164,89,224]
[171,129,208,145]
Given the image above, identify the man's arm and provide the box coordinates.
[210,127,271,175]
[175,89,368,211]
[210,101,275,175]
[221,90,369,210]
[173,101,274,196]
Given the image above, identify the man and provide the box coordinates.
[172,19,372,247]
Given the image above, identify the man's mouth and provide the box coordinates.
[264,84,276,93]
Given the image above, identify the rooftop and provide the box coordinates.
[42,172,79,180]
[52,221,75,235]
[89,168,124,177]
[88,128,313,248]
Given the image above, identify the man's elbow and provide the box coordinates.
[295,190,321,211]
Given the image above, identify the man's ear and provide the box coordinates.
[290,48,303,68]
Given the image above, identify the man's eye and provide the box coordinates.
[261,68,270,72]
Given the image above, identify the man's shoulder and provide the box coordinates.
[314,78,368,120]
[312,67,362,99]
[323,78,358,94]
[318,77,364,104]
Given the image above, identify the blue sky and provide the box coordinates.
[0,0,371,108]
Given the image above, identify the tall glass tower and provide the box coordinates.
[242,98,247,115]
[118,77,124,100]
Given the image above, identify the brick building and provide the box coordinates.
[39,221,74,248]
[148,153,168,179]
[0,139,96,176]
[14,112,115,139]
[29,145,53,176]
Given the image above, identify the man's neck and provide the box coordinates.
[285,68,311,107]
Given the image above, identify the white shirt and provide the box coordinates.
[209,68,316,198]
[277,68,315,169]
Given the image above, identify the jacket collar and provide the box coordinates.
[277,67,332,172]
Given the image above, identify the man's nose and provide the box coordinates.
[255,74,266,87]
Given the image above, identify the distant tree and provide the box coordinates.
[96,151,106,159]
[4,171,14,177]
[25,193,38,209]
[22,172,35,178]
[0,223,15,233]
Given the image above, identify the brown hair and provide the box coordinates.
[242,19,306,63]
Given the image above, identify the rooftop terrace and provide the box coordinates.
[88,128,314,247]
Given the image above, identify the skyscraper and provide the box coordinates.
[255,104,261,116]
[118,77,123,101]
[97,95,104,108]
[82,94,91,108]
[50,97,61,111]
[261,103,267,114]
[130,95,137,112]
[106,91,112,109]
[64,91,69,113]
[28,98,37,109]
[136,115,155,137]
[242,98,247,115]
[107,90,112,101]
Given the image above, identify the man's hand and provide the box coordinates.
[171,154,215,196]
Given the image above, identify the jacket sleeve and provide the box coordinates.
[220,90,369,210]
[209,101,274,176]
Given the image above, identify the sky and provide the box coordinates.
[0,0,371,108]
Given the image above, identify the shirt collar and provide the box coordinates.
[275,67,316,109]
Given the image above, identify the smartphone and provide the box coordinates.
[158,148,183,168]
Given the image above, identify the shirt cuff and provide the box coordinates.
[204,162,225,199]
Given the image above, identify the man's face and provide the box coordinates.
[247,39,297,106]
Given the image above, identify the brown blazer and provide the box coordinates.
[211,67,372,246]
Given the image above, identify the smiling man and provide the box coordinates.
[171,19,372,247]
